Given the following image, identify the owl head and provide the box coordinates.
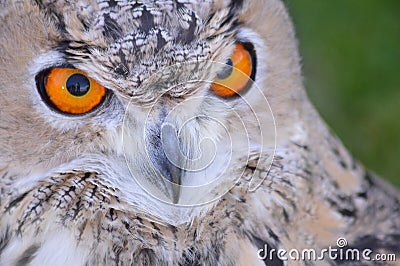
[0,0,305,223]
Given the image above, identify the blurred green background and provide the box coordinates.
[285,0,400,187]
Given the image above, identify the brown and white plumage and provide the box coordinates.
[0,0,399,265]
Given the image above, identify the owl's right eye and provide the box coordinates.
[36,68,107,115]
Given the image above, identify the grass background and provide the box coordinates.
[285,0,400,186]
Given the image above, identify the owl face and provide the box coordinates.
[0,0,301,222]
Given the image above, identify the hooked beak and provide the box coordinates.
[146,122,183,204]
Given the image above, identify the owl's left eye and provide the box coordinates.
[36,68,107,115]
[211,43,256,97]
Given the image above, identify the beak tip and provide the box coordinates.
[171,171,181,204]
[172,186,180,204]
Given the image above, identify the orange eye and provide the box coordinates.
[211,43,255,97]
[38,68,106,115]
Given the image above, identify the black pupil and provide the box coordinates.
[217,59,233,80]
[66,74,90,96]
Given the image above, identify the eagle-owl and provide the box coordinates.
[0,0,399,265]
